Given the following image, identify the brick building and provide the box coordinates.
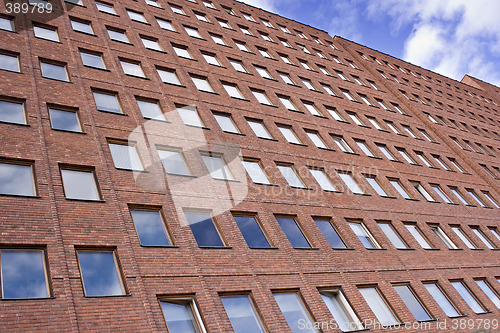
[0,0,499,332]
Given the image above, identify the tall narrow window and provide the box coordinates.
[320,290,363,332]
[378,222,408,249]
[451,281,487,314]
[393,284,432,321]
[404,224,432,249]
[424,283,460,317]
[60,167,100,200]
[201,154,234,180]
[108,142,143,171]
[339,173,364,194]
[482,191,500,209]
[184,211,224,247]
[130,209,171,246]
[451,226,476,249]
[157,148,191,176]
[397,148,416,164]
[314,218,347,249]
[0,161,36,196]
[160,297,206,333]
[474,279,500,309]
[359,287,399,326]
[275,216,311,248]
[233,214,271,248]
[77,250,125,296]
[0,249,49,299]
[429,225,458,249]
[221,295,266,333]
[277,164,305,188]
[273,292,318,333]
[349,221,380,249]
[242,160,271,185]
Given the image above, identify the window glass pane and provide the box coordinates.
[160,300,202,333]
[377,145,396,161]
[248,120,272,139]
[0,162,35,196]
[0,17,14,31]
[431,185,452,203]
[61,169,100,200]
[120,61,145,77]
[214,114,239,133]
[356,141,375,157]
[141,37,162,51]
[349,222,378,249]
[107,29,129,43]
[184,212,224,247]
[93,91,122,113]
[475,280,500,309]
[178,106,203,127]
[71,20,93,34]
[233,215,270,248]
[393,285,432,321]
[451,281,486,314]
[157,68,181,85]
[321,291,363,332]
[277,165,304,188]
[157,19,175,31]
[309,169,337,191]
[471,228,495,249]
[0,249,48,299]
[221,295,266,333]
[314,219,346,248]
[273,293,318,333]
[332,136,353,153]
[202,155,233,180]
[306,132,327,149]
[157,149,190,176]
[223,84,244,99]
[78,251,124,296]
[34,25,59,41]
[378,223,407,249]
[108,143,143,170]
[359,288,399,326]
[127,10,147,23]
[451,227,476,249]
[365,176,388,197]
[405,224,431,249]
[389,180,411,199]
[41,62,68,81]
[49,108,81,132]
[430,226,457,249]
[278,126,301,144]
[130,210,170,246]
[96,1,116,14]
[276,217,311,248]
[339,173,364,194]
[242,160,270,184]
[192,77,214,92]
[0,100,25,124]
[0,53,19,72]
[81,52,105,69]
[424,283,460,317]
[137,99,165,120]
[450,188,469,205]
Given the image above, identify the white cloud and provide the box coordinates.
[236,0,278,12]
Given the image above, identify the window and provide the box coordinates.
[0,161,35,197]
[160,297,206,333]
[202,53,220,66]
[347,112,364,126]
[191,76,215,93]
[273,292,317,333]
[0,16,14,32]
[33,24,59,42]
[262,19,273,28]
[157,148,191,176]
[451,226,476,249]
[279,72,295,85]
[145,0,161,7]
[418,129,434,142]
[80,50,106,69]
[309,168,338,192]
[136,98,165,120]
[127,10,147,23]
[376,144,397,161]
[77,250,125,296]
[222,83,245,99]
[402,125,417,138]
[156,18,175,31]
[213,113,239,133]
[221,295,266,333]
[233,214,271,248]
[349,221,380,249]
[107,27,130,43]
[211,34,227,46]
[184,26,202,38]
[96,1,116,14]
[355,140,376,157]
[415,152,432,167]
[340,89,355,101]
[320,290,363,332]
[0,249,49,299]
[305,131,328,149]
[141,36,163,51]
[278,96,298,111]
[339,173,364,194]
[202,0,216,9]
[229,59,247,73]
[303,103,322,116]
[467,189,487,207]
[170,4,185,15]
[424,283,460,317]
[314,218,346,249]
[130,209,172,246]
[327,107,344,121]
[359,287,399,326]
[235,40,250,52]
[451,281,487,314]
[276,216,311,249]
[429,225,458,249]
[173,45,193,59]
[405,223,432,249]
[318,66,331,76]
[365,175,389,197]
[393,285,432,321]
[70,18,94,34]
[471,227,496,249]
[279,54,292,64]
[251,90,273,105]
[389,179,412,199]
[195,12,209,22]
[277,164,305,188]
[301,78,316,91]
[482,191,500,209]
[120,59,146,77]
[278,125,301,144]
[108,142,143,171]
[278,25,291,33]
[157,67,182,85]
[48,107,82,132]
[332,136,354,153]
[397,148,416,164]
[366,117,383,130]
[184,211,224,247]
[260,32,272,42]
[0,51,20,73]
[201,153,233,180]
[359,94,374,106]
[0,99,26,124]
[258,48,272,59]
[255,66,273,79]
[431,184,452,204]
[449,187,470,205]
[247,119,273,139]
[410,181,435,202]
[280,39,292,48]
[242,13,255,22]
[242,160,270,185]
[92,90,122,114]
[40,61,69,81]
[60,167,100,200]
[475,279,500,309]
[367,80,380,90]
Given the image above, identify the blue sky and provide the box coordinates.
[239,0,500,86]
